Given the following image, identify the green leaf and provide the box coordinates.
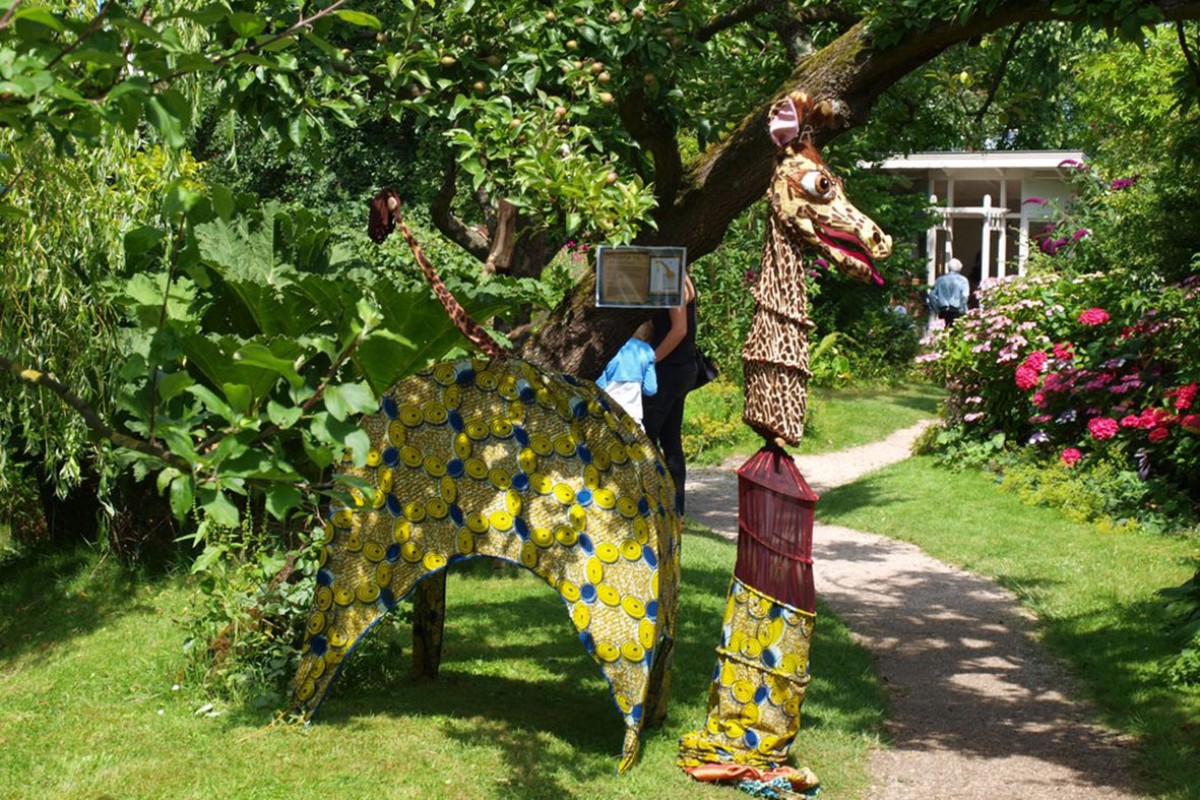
[264,484,304,520]
[267,400,303,429]
[523,66,542,94]
[188,384,234,423]
[169,473,195,521]
[14,7,65,32]
[200,488,240,528]
[146,97,186,149]
[324,382,377,422]
[157,371,194,402]
[228,12,267,38]
[311,411,370,465]
[221,383,253,417]
[125,225,166,257]
[235,342,303,389]
[334,10,382,29]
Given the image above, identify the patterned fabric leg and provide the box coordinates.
[679,577,814,770]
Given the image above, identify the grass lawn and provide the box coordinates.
[684,380,943,465]
[818,456,1200,800]
[0,524,885,800]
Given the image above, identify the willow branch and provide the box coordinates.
[0,353,190,470]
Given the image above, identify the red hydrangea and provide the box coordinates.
[1149,427,1170,443]
[1024,350,1048,371]
[1169,382,1197,411]
[1078,307,1110,326]
[1061,448,1082,467]
[1182,414,1200,433]
[1087,417,1119,441]
[1015,365,1040,390]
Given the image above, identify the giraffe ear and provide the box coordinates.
[768,95,801,148]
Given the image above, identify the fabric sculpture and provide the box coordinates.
[288,193,682,773]
[680,92,891,792]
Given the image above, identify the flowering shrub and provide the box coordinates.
[920,268,1200,526]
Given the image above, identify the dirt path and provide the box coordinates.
[686,422,1141,800]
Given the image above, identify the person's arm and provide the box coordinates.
[653,304,687,362]
[653,276,695,362]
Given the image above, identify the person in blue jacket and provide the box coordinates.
[596,323,658,429]
[927,257,971,327]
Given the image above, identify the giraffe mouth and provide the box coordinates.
[815,225,885,286]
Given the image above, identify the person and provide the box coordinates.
[596,324,658,429]
[928,257,970,327]
[643,272,699,515]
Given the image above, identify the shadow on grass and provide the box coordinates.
[0,545,155,666]
[287,534,884,795]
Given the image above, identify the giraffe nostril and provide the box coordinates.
[872,230,881,244]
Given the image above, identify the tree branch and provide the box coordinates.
[1178,21,1200,86]
[697,0,784,42]
[617,83,683,207]
[0,0,24,31]
[0,353,190,471]
[429,156,490,261]
[973,22,1028,128]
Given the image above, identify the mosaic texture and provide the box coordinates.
[289,357,682,770]
[679,578,814,769]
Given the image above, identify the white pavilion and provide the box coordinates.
[874,150,1085,290]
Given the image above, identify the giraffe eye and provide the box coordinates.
[799,171,835,199]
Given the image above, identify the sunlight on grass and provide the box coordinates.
[683,380,943,465]
[0,529,885,800]
[818,456,1200,800]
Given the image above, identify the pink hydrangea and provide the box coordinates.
[1148,426,1170,443]
[1024,350,1048,371]
[1061,448,1082,467]
[1182,414,1200,433]
[1087,417,1118,441]
[1015,365,1040,390]
[1119,414,1141,428]
[1078,308,1109,326]
[1052,342,1074,360]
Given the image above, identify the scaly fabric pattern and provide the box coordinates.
[679,577,814,769]
[289,356,682,772]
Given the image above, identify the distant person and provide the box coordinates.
[645,271,698,514]
[928,258,970,327]
[596,324,657,429]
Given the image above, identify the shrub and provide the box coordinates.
[920,268,1200,526]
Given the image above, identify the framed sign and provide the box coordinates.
[595,245,687,308]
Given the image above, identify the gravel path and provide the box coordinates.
[686,422,1141,799]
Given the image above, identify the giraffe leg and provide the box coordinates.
[411,571,447,682]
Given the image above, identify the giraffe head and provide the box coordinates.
[768,92,892,284]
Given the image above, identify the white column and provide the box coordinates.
[997,181,1008,278]
[944,180,956,264]
[927,192,939,286]
[981,194,992,283]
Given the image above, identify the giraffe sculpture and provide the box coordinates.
[679,92,892,789]
[287,191,681,773]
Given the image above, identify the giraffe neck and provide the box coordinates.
[755,210,811,327]
[394,216,509,361]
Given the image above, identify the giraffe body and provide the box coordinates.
[291,356,681,771]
